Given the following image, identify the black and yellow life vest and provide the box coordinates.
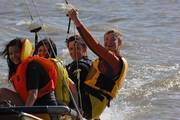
[85,57,128,99]
[83,57,128,119]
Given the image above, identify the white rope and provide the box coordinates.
[63,1,84,119]
[73,24,83,111]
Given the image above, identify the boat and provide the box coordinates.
[0,105,78,120]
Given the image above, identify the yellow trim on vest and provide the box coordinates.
[85,57,128,98]
[51,58,71,105]
[89,94,108,119]
[21,39,33,61]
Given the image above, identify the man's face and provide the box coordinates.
[68,41,85,61]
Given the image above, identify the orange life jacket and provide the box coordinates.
[10,56,57,103]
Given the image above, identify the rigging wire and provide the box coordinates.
[73,24,83,112]
[64,2,84,119]
[23,0,34,21]
[31,0,43,23]
[64,1,84,119]
[30,0,43,47]
[23,0,42,47]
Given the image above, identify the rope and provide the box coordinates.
[73,25,83,111]
[30,0,43,47]
[23,0,34,21]
[64,1,84,119]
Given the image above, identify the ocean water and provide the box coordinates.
[0,0,180,120]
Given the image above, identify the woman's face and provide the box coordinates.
[37,45,48,58]
[8,46,21,64]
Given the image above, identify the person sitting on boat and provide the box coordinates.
[0,38,58,106]
[33,38,57,58]
[65,35,92,118]
[67,9,128,119]
[34,38,79,108]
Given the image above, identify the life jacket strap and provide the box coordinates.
[84,85,112,102]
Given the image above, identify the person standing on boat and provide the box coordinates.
[34,38,79,107]
[65,35,92,118]
[67,9,128,119]
[0,38,58,106]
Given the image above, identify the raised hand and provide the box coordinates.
[67,8,81,27]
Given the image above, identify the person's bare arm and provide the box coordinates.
[25,89,38,106]
[68,9,120,75]
[68,78,79,105]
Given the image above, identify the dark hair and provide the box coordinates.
[34,38,57,58]
[1,38,23,79]
[66,35,87,49]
